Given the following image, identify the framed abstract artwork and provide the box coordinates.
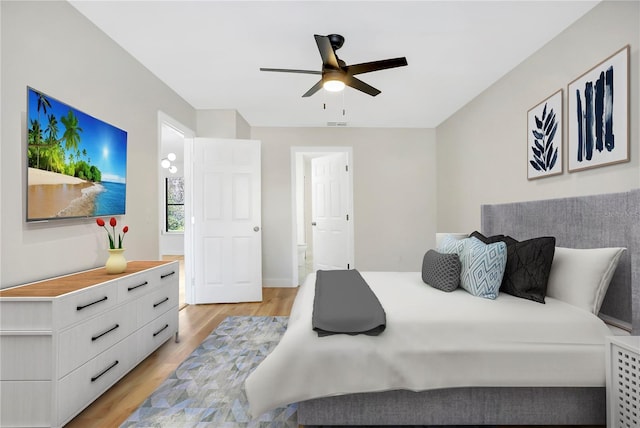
[527,89,562,179]
[568,45,629,172]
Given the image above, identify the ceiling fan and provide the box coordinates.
[260,34,408,97]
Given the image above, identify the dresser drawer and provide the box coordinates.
[136,281,179,328]
[58,332,137,425]
[58,300,136,378]
[1,333,52,380]
[137,308,178,361]
[117,271,154,304]
[56,282,118,329]
[157,265,179,288]
[0,300,53,331]
[0,381,51,427]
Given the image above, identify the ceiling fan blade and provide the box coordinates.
[314,35,340,69]
[346,57,408,76]
[302,80,324,97]
[344,75,381,97]
[260,67,322,75]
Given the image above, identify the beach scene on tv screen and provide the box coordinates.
[27,87,127,221]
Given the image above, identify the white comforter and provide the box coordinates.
[244,271,612,417]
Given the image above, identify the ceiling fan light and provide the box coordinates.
[167,152,177,161]
[161,158,171,168]
[169,165,178,174]
[323,79,345,92]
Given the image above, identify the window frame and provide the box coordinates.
[165,176,185,233]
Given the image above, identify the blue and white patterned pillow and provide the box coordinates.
[459,237,507,299]
[437,234,466,254]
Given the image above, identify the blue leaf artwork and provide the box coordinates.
[528,90,562,179]
[529,102,559,172]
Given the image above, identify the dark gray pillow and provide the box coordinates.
[421,250,461,292]
[470,231,555,303]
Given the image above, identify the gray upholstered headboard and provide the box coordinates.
[481,189,640,335]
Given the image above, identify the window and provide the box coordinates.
[166,177,185,232]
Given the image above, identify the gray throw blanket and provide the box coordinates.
[312,269,386,337]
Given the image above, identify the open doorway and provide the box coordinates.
[291,147,354,286]
[160,123,186,307]
[158,113,195,307]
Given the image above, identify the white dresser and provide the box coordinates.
[0,260,179,428]
[606,335,640,428]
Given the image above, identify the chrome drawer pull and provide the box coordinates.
[153,324,169,337]
[160,271,176,279]
[127,281,148,291]
[91,324,120,342]
[90,360,119,382]
[153,297,170,308]
[76,296,108,311]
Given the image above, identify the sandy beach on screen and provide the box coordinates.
[28,168,103,219]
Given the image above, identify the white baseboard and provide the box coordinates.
[263,278,297,288]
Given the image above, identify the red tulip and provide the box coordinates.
[96,217,115,248]
[97,217,128,250]
[119,226,129,248]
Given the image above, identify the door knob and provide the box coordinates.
[253,226,260,232]
[311,222,317,226]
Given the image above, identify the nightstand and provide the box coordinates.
[606,336,640,428]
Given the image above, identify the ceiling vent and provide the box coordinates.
[327,121,348,127]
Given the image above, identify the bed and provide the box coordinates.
[245,190,640,426]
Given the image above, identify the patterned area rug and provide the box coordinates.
[121,316,297,428]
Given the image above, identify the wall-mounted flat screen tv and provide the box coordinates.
[26,87,127,222]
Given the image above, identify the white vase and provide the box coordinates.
[105,248,127,274]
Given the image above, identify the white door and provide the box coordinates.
[311,153,351,271]
[192,138,262,303]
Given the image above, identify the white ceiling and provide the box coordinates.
[69,0,599,128]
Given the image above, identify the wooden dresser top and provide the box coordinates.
[0,261,175,298]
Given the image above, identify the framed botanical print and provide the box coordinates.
[568,45,629,172]
[527,89,562,179]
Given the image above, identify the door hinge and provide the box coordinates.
[345,165,349,172]
[347,263,350,269]
[346,214,349,221]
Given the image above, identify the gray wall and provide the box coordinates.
[195,110,251,139]
[3,0,638,290]
[436,0,640,233]
[0,1,195,287]
[0,1,436,290]
[251,127,437,285]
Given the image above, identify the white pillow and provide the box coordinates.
[546,246,625,314]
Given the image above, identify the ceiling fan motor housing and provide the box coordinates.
[328,34,345,50]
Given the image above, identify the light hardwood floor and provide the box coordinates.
[65,287,298,427]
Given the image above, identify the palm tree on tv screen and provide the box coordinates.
[28,89,106,184]
[34,92,51,169]
[61,109,82,154]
